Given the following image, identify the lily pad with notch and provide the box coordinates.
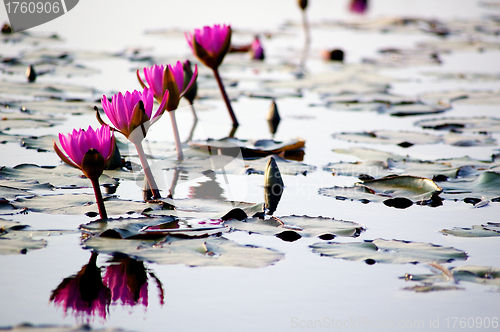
[310,238,467,264]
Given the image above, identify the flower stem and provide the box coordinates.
[189,101,198,122]
[90,177,107,220]
[134,142,161,199]
[213,68,239,127]
[168,110,184,161]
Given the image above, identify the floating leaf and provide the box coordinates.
[225,215,365,239]
[415,116,500,133]
[0,218,28,231]
[0,164,118,189]
[441,223,500,237]
[332,130,442,146]
[440,171,500,200]
[332,147,405,161]
[144,198,263,219]
[402,285,464,292]
[13,194,150,216]
[0,231,47,255]
[84,236,284,268]
[81,215,225,239]
[388,103,450,116]
[403,265,500,291]
[358,175,443,201]
[310,239,467,264]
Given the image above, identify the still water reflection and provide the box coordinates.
[50,252,164,323]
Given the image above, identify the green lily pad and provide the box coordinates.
[145,198,264,219]
[441,223,500,237]
[13,194,150,216]
[0,231,47,255]
[440,171,500,200]
[0,112,59,130]
[415,117,500,133]
[419,90,500,105]
[10,99,97,116]
[402,285,464,292]
[84,236,284,268]
[388,103,450,116]
[403,265,500,291]
[0,185,36,200]
[225,215,364,239]
[333,130,442,146]
[0,218,28,231]
[0,164,118,189]
[81,215,226,239]
[358,175,443,200]
[332,147,406,161]
[310,239,467,264]
[321,175,442,205]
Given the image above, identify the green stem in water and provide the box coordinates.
[134,142,161,199]
[90,177,107,220]
[213,68,239,127]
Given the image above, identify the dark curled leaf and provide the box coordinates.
[221,208,248,221]
[383,197,413,209]
[276,230,302,242]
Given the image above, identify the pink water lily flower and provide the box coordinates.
[98,87,168,144]
[186,24,232,69]
[137,61,198,112]
[54,125,115,179]
[349,0,368,14]
[53,125,115,219]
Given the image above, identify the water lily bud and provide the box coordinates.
[264,157,284,215]
[183,60,198,104]
[298,0,308,10]
[81,148,106,180]
[26,65,36,83]
[1,23,13,34]
[321,49,344,61]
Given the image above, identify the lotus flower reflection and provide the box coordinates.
[97,87,169,199]
[53,125,115,219]
[103,256,164,307]
[186,24,239,127]
[50,253,111,323]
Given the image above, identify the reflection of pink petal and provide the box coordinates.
[51,277,110,323]
[103,262,149,307]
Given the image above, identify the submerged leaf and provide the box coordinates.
[310,239,467,264]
